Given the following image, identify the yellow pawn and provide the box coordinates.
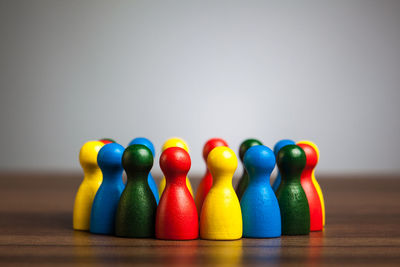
[297,140,325,226]
[200,146,242,240]
[73,141,104,230]
[158,137,194,198]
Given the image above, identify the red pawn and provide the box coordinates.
[194,138,229,217]
[99,138,115,145]
[156,147,198,240]
[298,143,323,231]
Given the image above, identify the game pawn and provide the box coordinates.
[99,138,116,144]
[275,145,310,235]
[235,138,263,200]
[240,145,281,238]
[155,147,198,240]
[297,140,324,229]
[272,139,295,192]
[128,137,159,204]
[73,141,104,230]
[115,145,157,238]
[200,146,242,240]
[158,137,194,198]
[195,138,229,217]
[90,143,125,235]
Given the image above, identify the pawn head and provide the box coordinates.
[273,139,295,157]
[79,141,104,169]
[203,138,229,161]
[297,140,319,160]
[244,145,276,177]
[99,138,116,145]
[239,139,263,162]
[162,137,189,153]
[97,143,124,171]
[122,144,153,175]
[160,147,191,177]
[297,141,319,169]
[129,137,156,157]
[207,146,238,178]
[277,145,306,176]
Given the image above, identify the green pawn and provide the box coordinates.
[275,145,310,235]
[235,138,263,200]
[115,144,157,237]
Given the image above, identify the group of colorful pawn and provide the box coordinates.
[73,137,324,240]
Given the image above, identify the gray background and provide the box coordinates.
[1,0,399,176]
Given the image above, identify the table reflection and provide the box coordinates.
[72,231,97,266]
[200,239,243,266]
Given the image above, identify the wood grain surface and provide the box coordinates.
[0,173,399,266]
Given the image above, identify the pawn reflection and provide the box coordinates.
[201,239,243,266]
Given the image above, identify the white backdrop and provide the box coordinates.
[1,0,399,175]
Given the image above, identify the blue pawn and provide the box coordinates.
[241,145,281,238]
[128,137,159,204]
[90,143,125,234]
[272,139,295,192]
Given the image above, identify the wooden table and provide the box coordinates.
[0,173,399,266]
